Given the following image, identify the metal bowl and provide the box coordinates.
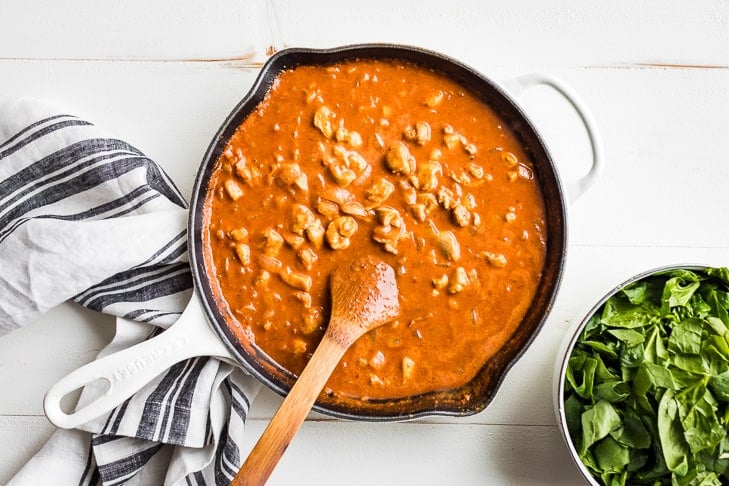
[554,264,717,484]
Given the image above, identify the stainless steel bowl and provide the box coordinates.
[554,263,714,485]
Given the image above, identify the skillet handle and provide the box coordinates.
[503,73,604,203]
[43,290,232,429]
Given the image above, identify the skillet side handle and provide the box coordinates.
[43,291,231,429]
[503,73,604,203]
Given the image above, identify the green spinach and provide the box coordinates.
[564,268,729,485]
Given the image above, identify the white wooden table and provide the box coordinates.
[2,1,728,484]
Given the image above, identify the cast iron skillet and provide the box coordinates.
[44,44,603,427]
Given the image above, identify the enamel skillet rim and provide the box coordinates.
[188,43,568,421]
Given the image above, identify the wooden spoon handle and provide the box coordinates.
[231,331,347,486]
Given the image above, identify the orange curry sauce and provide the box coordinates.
[203,59,546,401]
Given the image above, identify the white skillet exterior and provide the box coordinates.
[43,44,601,427]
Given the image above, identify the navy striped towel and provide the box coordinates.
[1,98,261,485]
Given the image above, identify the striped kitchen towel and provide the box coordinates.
[0,98,261,486]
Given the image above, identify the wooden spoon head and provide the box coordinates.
[231,257,399,485]
[329,256,399,344]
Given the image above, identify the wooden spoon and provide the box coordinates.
[231,256,400,486]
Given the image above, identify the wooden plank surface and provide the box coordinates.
[1,0,729,484]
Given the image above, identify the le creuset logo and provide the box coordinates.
[111,335,189,382]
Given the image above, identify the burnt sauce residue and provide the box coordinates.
[203,59,547,401]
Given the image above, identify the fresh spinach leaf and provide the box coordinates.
[657,390,690,476]
[662,275,700,313]
[614,411,651,449]
[594,381,631,403]
[709,370,729,401]
[668,318,704,355]
[594,436,630,473]
[563,268,729,485]
[622,281,647,305]
[607,328,645,346]
[581,400,622,454]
